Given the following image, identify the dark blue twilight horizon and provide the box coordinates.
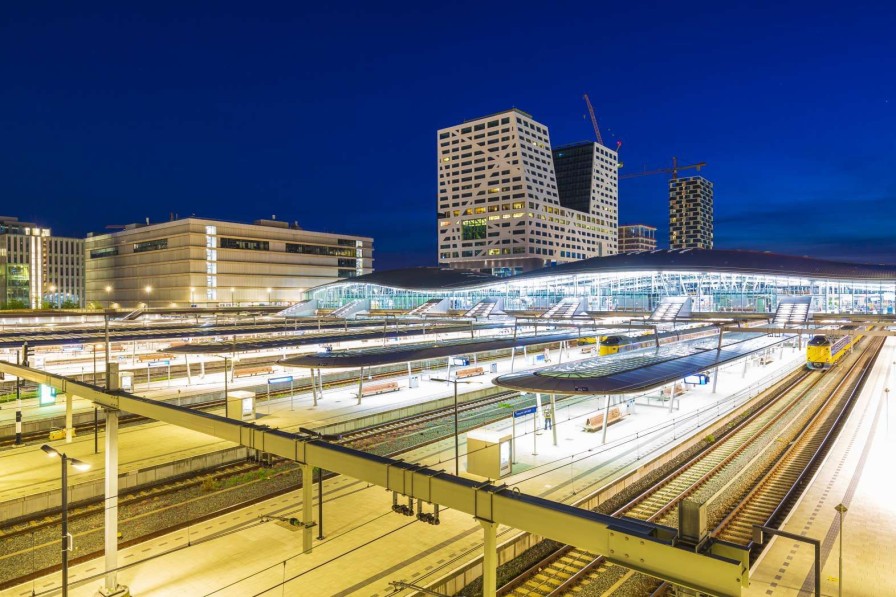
[1,1,894,270]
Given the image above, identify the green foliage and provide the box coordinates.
[1,299,29,310]
[704,434,716,444]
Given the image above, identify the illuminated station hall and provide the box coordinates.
[1,248,896,597]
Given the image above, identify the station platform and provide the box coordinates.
[1,341,827,596]
[746,336,896,597]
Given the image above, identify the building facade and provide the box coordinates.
[669,176,713,249]
[0,216,85,309]
[437,109,617,276]
[552,141,618,256]
[618,224,657,252]
[85,217,373,308]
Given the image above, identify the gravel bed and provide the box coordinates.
[456,539,563,597]
[0,462,301,588]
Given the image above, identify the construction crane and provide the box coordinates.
[583,93,604,147]
[619,156,706,180]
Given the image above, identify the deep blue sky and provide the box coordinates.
[2,2,895,269]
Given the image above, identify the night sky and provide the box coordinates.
[2,2,894,270]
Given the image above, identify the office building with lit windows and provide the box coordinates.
[619,224,657,252]
[436,109,617,276]
[552,141,618,255]
[84,217,373,308]
[0,216,85,309]
[669,176,713,249]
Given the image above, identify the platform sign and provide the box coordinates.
[267,376,294,384]
[39,384,57,406]
[513,405,537,418]
[148,360,170,367]
[684,374,710,385]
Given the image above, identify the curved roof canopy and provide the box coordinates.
[493,332,791,395]
[312,250,896,295]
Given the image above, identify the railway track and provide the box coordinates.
[497,337,880,596]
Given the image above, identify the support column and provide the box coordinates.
[311,369,319,407]
[535,392,544,429]
[712,367,720,394]
[185,354,191,385]
[302,464,314,554]
[407,362,412,387]
[550,393,558,446]
[601,395,612,445]
[99,408,127,596]
[64,393,73,443]
[479,519,498,597]
[200,359,205,378]
[510,347,516,372]
[316,368,324,403]
[669,384,676,414]
[357,367,364,406]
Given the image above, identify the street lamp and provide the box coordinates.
[143,285,152,309]
[104,285,112,309]
[835,503,847,597]
[431,377,481,475]
[230,287,235,305]
[267,287,272,305]
[40,444,90,597]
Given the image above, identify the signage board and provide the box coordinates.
[513,405,537,418]
[267,376,294,384]
[684,373,710,385]
[39,384,57,406]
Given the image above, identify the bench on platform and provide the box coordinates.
[583,407,624,432]
[661,383,687,398]
[138,353,174,363]
[234,366,275,378]
[358,381,400,397]
[456,366,484,379]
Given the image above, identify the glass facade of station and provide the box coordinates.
[307,269,896,316]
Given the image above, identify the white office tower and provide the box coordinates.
[437,109,615,276]
[669,176,714,250]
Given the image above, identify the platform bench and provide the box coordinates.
[358,381,400,397]
[234,366,275,378]
[138,352,174,362]
[583,407,623,432]
[661,383,687,398]
[456,366,485,379]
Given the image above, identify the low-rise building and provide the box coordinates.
[618,224,657,252]
[0,216,85,309]
[85,216,373,308]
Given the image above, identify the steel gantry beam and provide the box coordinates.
[0,361,750,596]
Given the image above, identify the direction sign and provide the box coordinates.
[513,406,537,418]
[267,376,294,384]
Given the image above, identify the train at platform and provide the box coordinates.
[805,325,868,370]
[597,324,718,356]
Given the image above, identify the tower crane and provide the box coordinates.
[582,94,604,147]
[619,156,706,180]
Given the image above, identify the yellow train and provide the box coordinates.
[805,325,867,370]
[598,325,718,356]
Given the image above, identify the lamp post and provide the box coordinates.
[431,376,480,475]
[144,285,152,309]
[267,287,272,305]
[41,444,90,597]
[190,287,195,305]
[230,287,235,305]
[835,503,847,597]
[49,284,57,309]
[104,285,112,309]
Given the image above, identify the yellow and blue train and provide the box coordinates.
[805,325,867,370]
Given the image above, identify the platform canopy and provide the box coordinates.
[493,332,792,395]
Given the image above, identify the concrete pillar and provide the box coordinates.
[479,519,498,597]
[200,359,205,378]
[510,347,516,372]
[302,464,314,553]
[99,408,127,596]
[65,393,73,443]
[535,392,544,427]
[185,354,191,385]
[357,367,364,406]
[712,366,720,394]
[407,362,412,387]
[550,393,558,447]
[602,395,612,445]
[311,369,319,407]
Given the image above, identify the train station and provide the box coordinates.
[0,248,895,596]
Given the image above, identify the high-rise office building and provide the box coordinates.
[669,176,713,249]
[619,224,657,252]
[436,109,616,276]
[553,141,618,256]
[85,216,373,308]
[0,216,85,309]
